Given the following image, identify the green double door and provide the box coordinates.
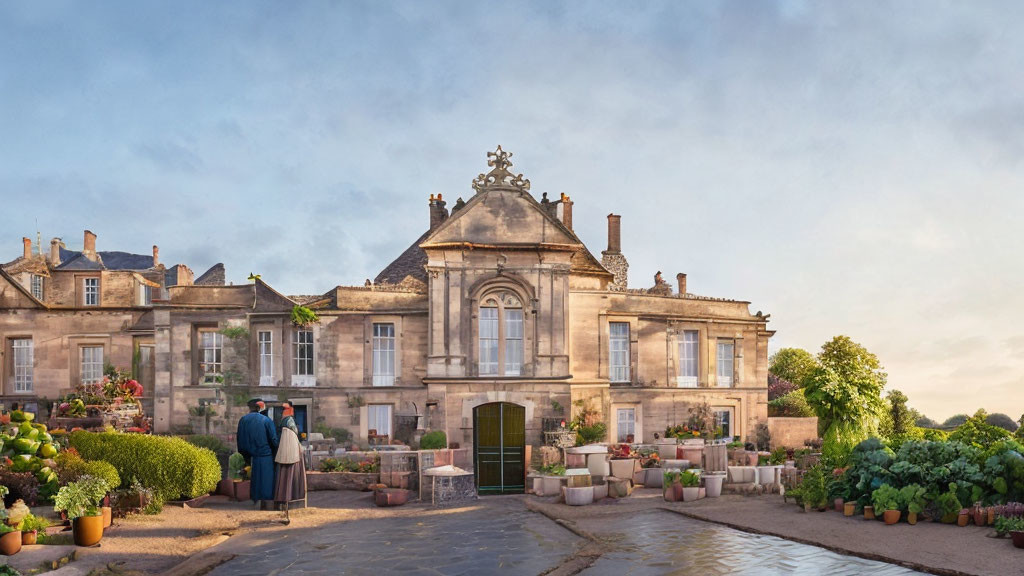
[473,402,525,495]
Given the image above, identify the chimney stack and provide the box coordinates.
[50,238,62,267]
[558,193,574,230]
[22,237,31,260]
[428,194,449,230]
[153,245,160,268]
[82,230,97,261]
[676,273,687,295]
[606,214,621,254]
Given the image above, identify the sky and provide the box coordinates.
[1,1,1022,421]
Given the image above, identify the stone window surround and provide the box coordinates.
[4,336,34,395]
[66,336,110,387]
[601,315,638,385]
[30,275,43,301]
[76,273,101,307]
[291,325,317,387]
[469,279,534,378]
[189,324,221,386]
[77,343,105,386]
[257,328,274,387]
[364,316,403,387]
[610,402,643,443]
[668,322,709,388]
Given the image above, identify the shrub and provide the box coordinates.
[183,435,233,459]
[0,470,39,506]
[69,432,220,501]
[419,430,447,450]
[55,455,120,492]
[986,413,1019,433]
[800,464,831,509]
[768,389,815,418]
[318,455,379,473]
[950,414,1012,449]
[228,452,247,480]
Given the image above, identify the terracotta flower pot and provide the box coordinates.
[834,498,844,512]
[844,502,856,516]
[908,512,917,525]
[973,510,985,526]
[1011,531,1024,549]
[233,480,251,502]
[883,509,900,525]
[102,506,112,528]
[22,530,37,545]
[0,531,22,556]
[957,512,969,527]
[988,508,995,526]
[373,488,411,507]
[73,514,104,547]
[864,505,875,520]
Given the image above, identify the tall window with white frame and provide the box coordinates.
[609,322,630,383]
[678,330,699,388]
[139,284,153,306]
[199,330,223,384]
[258,331,273,386]
[83,277,99,306]
[293,329,314,386]
[372,323,396,386]
[12,339,33,393]
[616,407,635,442]
[368,404,392,438]
[716,340,734,388]
[30,275,43,300]
[81,346,103,385]
[478,291,524,376]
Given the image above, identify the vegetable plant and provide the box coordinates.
[680,470,700,488]
[871,484,902,512]
[899,484,927,514]
[53,475,109,520]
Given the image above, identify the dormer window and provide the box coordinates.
[479,291,523,376]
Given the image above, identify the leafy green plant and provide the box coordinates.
[0,524,17,535]
[871,484,902,512]
[900,483,927,514]
[950,411,1012,449]
[70,431,221,501]
[226,453,247,482]
[769,447,787,465]
[53,475,109,520]
[935,483,962,522]
[419,430,447,450]
[537,463,566,476]
[663,470,682,485]
[800,464,831,509]
[291,305,320,326]
[680,470,701,487]
[995,515,1024,536]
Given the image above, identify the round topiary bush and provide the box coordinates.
[419,430,447,450]
[69,431,220,501]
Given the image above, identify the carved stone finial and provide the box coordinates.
[472,145,531,193]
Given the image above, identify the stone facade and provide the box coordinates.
[0,148,773,454]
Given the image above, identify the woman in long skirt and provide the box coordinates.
[274,402,306,517]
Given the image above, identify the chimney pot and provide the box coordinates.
[83,230,97,254]
[429,194,449,230]
[22,237,31,259]
[50,238,62,267]
[153,245,160,267]
[558,194,574,231]
[606,214,621,254]
[676,273,687,295]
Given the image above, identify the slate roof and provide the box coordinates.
[55,247,155,271]
[195,263,226,286]
[374,230,431,285]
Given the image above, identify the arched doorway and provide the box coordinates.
[473,402,525,495]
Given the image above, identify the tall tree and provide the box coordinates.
[804,335,887,443]
[985,412,1019,432]
[943,414,969,430]
[884,389,915,439]
[769,348,819,388]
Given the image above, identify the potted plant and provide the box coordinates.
[19,514,50,545]
[53,475,109,547]
[799,464,830,512]
[871,484,902,525]
[680,470,701,502]
[936,483,962,524]
[830,478,851,513]
[972,502,985,527]
[756,454,774,486]
[957,508,969,527]
[995,517,1024,548]
[864,505,875,520]
[227,452,250,502]
[663,470,683,502]
[0,523,20,556]
[899,484,926,525]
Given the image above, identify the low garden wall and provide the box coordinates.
[307,471,380,491]
[767,417,819,449]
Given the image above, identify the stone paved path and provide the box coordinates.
[212,501,582,575]
[576,510,930,576]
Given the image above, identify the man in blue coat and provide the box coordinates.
[237,399,278,509]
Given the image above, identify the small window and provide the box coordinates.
[30,275,43,300]
[199,330,223,384]
[368,404,393,437]
[258,331,273,386]
[372,323,396,386]
[83,277,99,306]
[678,331,699,387]
[12,339,33,393]
[616,408,635,443]
[81,346,103,385]
[609,322,630,383]
[139,284,153,306]
[292,329,315,386]
[717,340,734,388]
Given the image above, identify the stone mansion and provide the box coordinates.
[0,147,773,456]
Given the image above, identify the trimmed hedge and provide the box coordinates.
[57,457,121,492]
[69,432,220,501]
[419,430,447,450]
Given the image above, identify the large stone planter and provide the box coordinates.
[679,447,703,466]
[374,488,412,507]
[704,473,725,498]
[756,466,775,486]
[609,458,639,480]
[593,481,608,500]
[565,486,595,506]
[640,468,663,488]
[535,475,565,497]
[307,471,381,492]
[608,477,632,498]
[682,487,700,502]
[656,441,679,459]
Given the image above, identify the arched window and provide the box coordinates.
[479,291,524,376]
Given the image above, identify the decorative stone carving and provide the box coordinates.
[472,146,531,193]
[648,270,673,296]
